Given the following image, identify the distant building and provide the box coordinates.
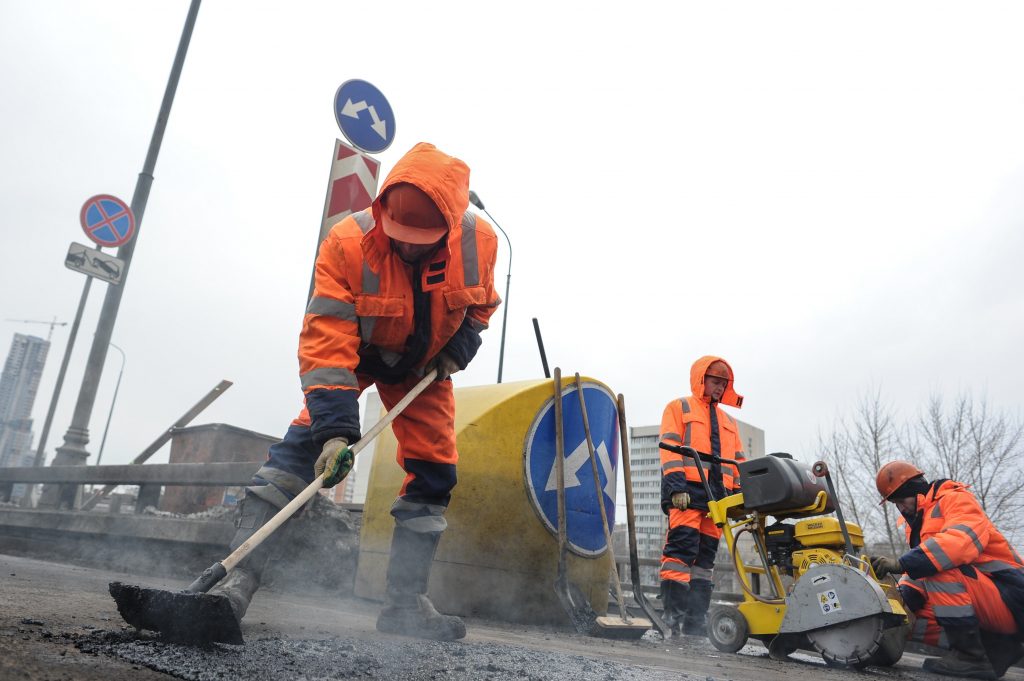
[0,333,50,501]
[627,416,765,586]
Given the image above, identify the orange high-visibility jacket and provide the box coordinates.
[659,356,745,511]
[898,479,1024,581]
[297,143,501,446]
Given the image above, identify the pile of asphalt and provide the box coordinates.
[73,629,694,681]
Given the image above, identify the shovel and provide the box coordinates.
[551,368,598,634]
[617,393,672,638]
[109,369,438,645]
[574,375,651,639]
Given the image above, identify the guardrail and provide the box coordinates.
[0,462,259,486]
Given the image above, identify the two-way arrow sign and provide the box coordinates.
[340,99,388,140]
[334,79,395,154]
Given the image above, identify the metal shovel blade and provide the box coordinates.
[109,581,243,645]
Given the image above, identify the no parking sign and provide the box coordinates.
[80,194,135,248]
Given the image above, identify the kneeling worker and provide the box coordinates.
[657,356,746,636]
[212,142,501,641]
[871,461,1024,679]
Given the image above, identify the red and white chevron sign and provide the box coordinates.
[318,139,381,244]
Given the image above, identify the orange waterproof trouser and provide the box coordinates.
[660,508,720,585]
[901,567,1017,646]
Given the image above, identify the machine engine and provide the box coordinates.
[765,517,865,577]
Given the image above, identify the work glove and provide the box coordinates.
[425,351,461,382]
[869,555,903,578]
[671,491,690,510]
[314,437,353,488]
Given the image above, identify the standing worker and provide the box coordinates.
[870,461,1024,679]
[211,142,501,641]
[657,356,745,636]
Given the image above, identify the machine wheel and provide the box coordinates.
[708,605,749,653]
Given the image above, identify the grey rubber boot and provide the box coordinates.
[209,495,281,622]
[375,526,466,641]
[922,627,997,680]
[682,579,713,637]
[659,580,689,636]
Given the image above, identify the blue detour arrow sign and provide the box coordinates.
[334,79,396,154]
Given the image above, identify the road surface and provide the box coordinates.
[2,553,1020,681]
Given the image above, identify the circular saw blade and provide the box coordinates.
[807,614,886,667]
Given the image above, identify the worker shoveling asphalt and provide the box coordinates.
[110,140,503,647]
[110,370,437,645]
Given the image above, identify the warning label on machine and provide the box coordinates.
[818,589,842,614]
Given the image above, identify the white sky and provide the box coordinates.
[2,2,1023,496]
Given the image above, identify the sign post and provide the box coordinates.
[310,79,395,298]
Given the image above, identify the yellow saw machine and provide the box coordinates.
[658,444,909,668]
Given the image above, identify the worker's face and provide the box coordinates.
[892,496,918,517]
[392,238,443,264]
[704,374,729,402]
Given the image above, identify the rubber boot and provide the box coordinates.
[659,580,689,636]
[375,525,466,641]
[922,627,997,680]
[208,495,280,622]
[980,631,1024,679]
[683,578,713,636]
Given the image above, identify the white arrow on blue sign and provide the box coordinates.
[334,79,396,154]
[523,381,620,557]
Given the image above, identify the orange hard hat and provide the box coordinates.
[705,361,732,381]
[380,183,448,245]
[876,460,924,504]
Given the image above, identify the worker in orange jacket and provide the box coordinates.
[212,142,500,641]
[871,461,1024,679]
[657,356,745,636]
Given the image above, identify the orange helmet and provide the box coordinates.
[876,460,924,504]
[380,183,448,245]
[705,360,732,381]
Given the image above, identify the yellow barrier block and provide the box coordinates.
[354,377,622,624]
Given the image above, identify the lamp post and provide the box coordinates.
[468,190,511,383]
[95,342,125,467]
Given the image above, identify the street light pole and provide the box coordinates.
[468,191,511,384]
[41,0,201,509]
[95,342,125,467]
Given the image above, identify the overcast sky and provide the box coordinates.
[2,2,1023,501]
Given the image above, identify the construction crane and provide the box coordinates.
[5,317,68,341]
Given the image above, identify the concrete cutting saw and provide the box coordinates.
[658,444,909,668]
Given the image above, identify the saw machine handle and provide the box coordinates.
[812,459,856,559]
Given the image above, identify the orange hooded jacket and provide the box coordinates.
[659,355,746,511]
[296,143,501,446]
[897,479,1024,580]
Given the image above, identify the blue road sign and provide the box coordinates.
[80,194,135,248]
[334,79,396,154]
[524,382,620,557]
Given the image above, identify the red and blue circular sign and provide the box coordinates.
[80,194,135,248]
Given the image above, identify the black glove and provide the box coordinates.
[870,555,903,578]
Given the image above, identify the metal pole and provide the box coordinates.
[32,276,92,469]
[468,193,512,384]
[95,342,125,466]
[532,317,550,379]
[42,0,201,509]
[481,208,511,384]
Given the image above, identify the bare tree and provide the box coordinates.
[918,394,1024,543]
[815,388,904,555]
